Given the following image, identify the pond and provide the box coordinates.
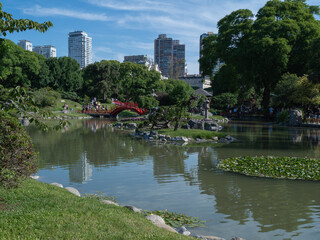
[28,119,320,240]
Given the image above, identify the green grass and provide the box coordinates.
[157,129,226,140]
[118,110,140,118]
[0,179,189,240]
[45,99,83,112]
[217,156,320,181]
[189,114,225,121]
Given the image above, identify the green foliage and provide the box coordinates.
[33,88,61,107]
[218,156,320,181]
[0,112,37,188]
[0,180,189,239]
[144,210,205,228]
[0,86,69,131]
[82,60,120,100]
[276,110,290,124]
[291,75,320,109]
[137,95,159,109]
[0,40,42,88]
[0,2,52,37]
[200,0,320,110]
[272,73,299,109]
[83,193,117,202]
[212,92,238,110]
[60,91,81,102]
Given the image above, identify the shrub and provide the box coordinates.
[0,112,38,188]
[33,87,61,107]
[276,109,290,124]
[212,92,238,110]
[60,91,80,101]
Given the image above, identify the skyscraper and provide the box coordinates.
[68,31,92,68]
[33,45,56,58]
[123,55,151,68]
[154,34,185,78]
[17,40,32,51]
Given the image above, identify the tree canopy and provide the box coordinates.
[200,0,320,111]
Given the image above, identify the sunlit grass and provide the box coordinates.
[0,179,189,240]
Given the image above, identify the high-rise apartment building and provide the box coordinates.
[68,31,92,68]
[124,55,151,68]
[33,45,56,58]
[154,34,185,78]
[17,40,32,51]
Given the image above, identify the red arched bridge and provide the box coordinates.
[80,101,147,118]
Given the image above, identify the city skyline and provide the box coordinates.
[3,0,319,74]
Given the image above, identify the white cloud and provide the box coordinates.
[95,46,113,53]
[23,5,109,21]
[87,0,172,12]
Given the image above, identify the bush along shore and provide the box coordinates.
[0,178,246,240]
[217,156,320,181]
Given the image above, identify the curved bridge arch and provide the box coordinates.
[109,106,147,116]
[80,101,147,117]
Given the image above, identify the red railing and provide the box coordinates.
[80,101,147,116]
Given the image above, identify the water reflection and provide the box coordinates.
[27,119,320,239]
[69,152,92,183]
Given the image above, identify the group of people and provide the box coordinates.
[82,97,108,112]
[304,108,320,124]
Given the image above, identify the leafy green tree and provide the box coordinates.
[213,92,238,110]
[200,0,320,111]
[45,57,62,89]
[58,57,83,95]
[82,60,120,100]
[33,54,51,89]
[0,40,42,88]
[272,73,299,109]
[119,62,161,108]
[0,111,37,189]
[0,2,67,189]
[291,75,320,110]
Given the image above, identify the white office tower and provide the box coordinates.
[68,31,92,68]
[18,40,32,51]
[33,45,56,58]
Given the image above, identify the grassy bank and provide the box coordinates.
[157,129,226,140]
[217,156,320,181]
[0,179,189,240]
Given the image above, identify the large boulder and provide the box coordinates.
[126,123,137,129]
[289,109,303,126]
[65,187,81,197]
[145,215,177,233]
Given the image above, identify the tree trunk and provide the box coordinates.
[261,84,271,116]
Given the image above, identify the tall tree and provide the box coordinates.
[82,60,120,100]
[200,0,320,111]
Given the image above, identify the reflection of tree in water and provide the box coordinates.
[150,145,218,187]
[197,159,320,233]
[218,122,320,157]
[29,119,320,235]
[29,119,152,168]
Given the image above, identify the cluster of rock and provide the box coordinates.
[133,129,236,144]
[182,119,223,132]
[112,122,236,144]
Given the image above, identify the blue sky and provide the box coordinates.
[3,0,320,74]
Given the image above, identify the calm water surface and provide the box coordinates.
[28,119,320,240]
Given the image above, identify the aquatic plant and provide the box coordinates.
[144,210,205,228]
[218,156,320,181]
